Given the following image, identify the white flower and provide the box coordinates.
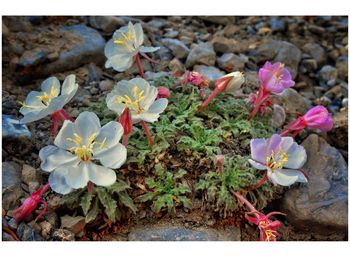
[106,78,168,124]
[19,75,78,124]
[216,71,245,93]
[104,22,159,72]
[39,111,127,194]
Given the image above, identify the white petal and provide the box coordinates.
[104,38,128,58]
[94,143,127,169]
[106,91,126,115]
[248,159,267,170]
[19,91,46,115]
[280,136,294,152]
[46,95,67,112]
[40,146,79,172]
[86,162,116,186]
[133,23,144,48]
[267,169,306,186]
[105,53,134,72]
[250,138,267,164]
[147,98,168,114]
[284,143,307,169]
[92,121,124,156]
[41,77,60,97]
[54,120,78,150]
[65,163,89,189]
[48,167,73,194]
[60,74,79,104]
[139,46,160,53]
[19,108,51,124]
[75,112,101,145]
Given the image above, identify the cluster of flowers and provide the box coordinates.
[15,22,333,241]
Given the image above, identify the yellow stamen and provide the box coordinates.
[113,30,135,51]
[116,85,145,113]
[266,147,288,171]
[36,86,58,106]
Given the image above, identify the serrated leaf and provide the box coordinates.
[107,180,130,193]
[60,188,85,208]
[153,195,168,213]
[174,169,187,179]
[80,191,93,216]
[85,197,99,223]
[96,187,117,222]
[137,191,157,202]
[117,192,138,213]
[177,196,192,209]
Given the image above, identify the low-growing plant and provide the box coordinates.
[137,164,192,214]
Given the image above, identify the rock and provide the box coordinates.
[28,182,40,194]
[185,42,216,68]
[60,215,86,236]
[88,16,125,33]
[2,162,24,210]
[128,225,240,241]
[3,17,32,32]
[163,29,179,38]
[17,223,35,241]
[328,108,348,149]
[270,17,286,32]
[2,232,15,241]
[193,65,225,84]
[271,104,286,128]
[211,36,237,54]
[302,43,327,67]
[22,164,41,185]
[155,46,173,61]
[52,229,75,241]
[8,218,19,230]
[302,59,318,72]
[18,49,49,67]
[99,79,113,92]
[223,24,240,38]
[243,71,259,92]
[217,53,247,72]
[40,221,53,239]
[318,65,338,83]
[161,38,190,59]
[145,71,171,82]
[198,16,236,25]
[147,18,167,30]
[257,39,302,79]
[2,115,31,138]
[87,63,102,83]
[336,56,348,80]
[168,58,185,74]
[308,24,326,35]
[2,23,9,37]
[281,134,348,234]
[271,88,311,115]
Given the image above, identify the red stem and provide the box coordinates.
[135,53,145,78]
[247,171,268,190]
[3,227,20,241]
[141,120,154,146]
[139,51,159,64]
[198,87,222,111]
[249,88,270,119]
[123,134,129,146]
[233,192,258,214]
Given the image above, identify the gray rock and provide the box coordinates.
[39,221,53,239]
[270,17,286,32]
[193,65,225,84]
[185,43,216,68]
[88,16,125,33]
[281,134,348,234]
[2,162,24,210]
[99,79,113,92]
[2,115,31,138]
[22,164,41,185]
[2,232,16,241]
[257,39,302,79]
[336,56,348,80]
[18,49,49,67]
[217,53,247,72]
[87,63,102,83]
[145,71,171,82]
[271,104,286,128]
[155,45,173,61]
[60,215,86,236]
[17,223,35,241]
[8,218,19,230]
[163,29,179,38]
[128,225,240,241]
[318,65,338,83]
[211,36,239,54]
[302,43,327,67]
[302,59,318,72]
[52,229,75,241]
[198,16,236,25]
[161,38,190,59]
[271,88,311,115]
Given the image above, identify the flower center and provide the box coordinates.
[272,63,285,81]
[113,29,135,52]
[265,147,288,171]
[66,133,107,161]
[116,85,145,113]
[36,87,58,106]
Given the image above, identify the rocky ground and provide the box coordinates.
[2,16,348,241]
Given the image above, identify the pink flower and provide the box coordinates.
[259,61,295,94]
[156,86,171,99]
[280,105,333,137]
[250,61,294,119]
[14,183,50,223]
[234,192,285,241]
[186,72,209,88]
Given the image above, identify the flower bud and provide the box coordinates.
[303,105,333,132]
[216,71,245,93]
[119,107,132,136]
[156,86,171,99]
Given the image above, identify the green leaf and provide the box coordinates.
[60,188,85,208]
[80,191,93,216]
[107,180,130,193]
[153,195,169,213]
[117,192,138,213]
[177,196,192,209]
[85,197,99,223]
[137,192,157,202]
[174,169,187,179]
[96,187,117,222]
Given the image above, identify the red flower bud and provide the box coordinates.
[119,107,132,136]
[156,86,171,99]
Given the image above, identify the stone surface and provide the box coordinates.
[2,115,31,138]
[52,229,75,241]
[302,43,327,67]
[99,79,113,92]
[217,53,247,72]
[281,134,348,233]
[145,71,171,82]
[271,88,311,114]
[2,162,24,210]
[128,225,240,241]
[2,232,16,241]
[17,223,35,241]
[336,56,348,80]
[198,16,236,25]
[22,164,41,185]
[18,49,49,67]
[161,38,190,59]
[271,104,286,128]
[185,42,216,68]
[318,65,338,83]
[88,16,125,33]
[328,108,348,149]
[257,39,302,79]
[193,65,225,84]
[60,215,86,236]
